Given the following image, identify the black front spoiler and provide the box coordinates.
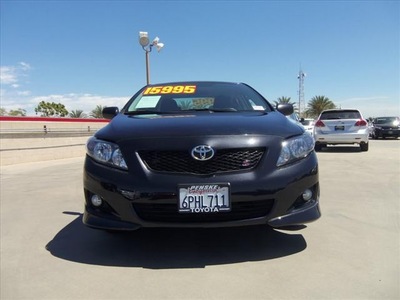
[267,199,321,228]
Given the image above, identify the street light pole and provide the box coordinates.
[145,50,150,85]
[139,32,164,85]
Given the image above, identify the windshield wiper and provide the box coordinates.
[187,108,269,114]
[186,108,238,112]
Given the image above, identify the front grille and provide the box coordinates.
[133,199,274,223]
[138,148,265,175]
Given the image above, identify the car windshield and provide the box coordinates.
[374,117,399,124]
[123,82,273,114]
[320,110,361,120]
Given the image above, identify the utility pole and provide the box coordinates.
[297,67,306,117]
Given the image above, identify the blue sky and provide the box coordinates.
[1,0,399,118]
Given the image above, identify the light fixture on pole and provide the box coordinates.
[139,31,164,85]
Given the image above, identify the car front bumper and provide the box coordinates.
[373,128,400,138]
[83,152,320,230]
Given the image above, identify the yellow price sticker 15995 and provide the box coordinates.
[143,85,196,95]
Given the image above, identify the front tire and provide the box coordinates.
[360,142,369,152]
[314,143,323,152]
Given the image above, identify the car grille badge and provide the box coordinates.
[191,145,214,161]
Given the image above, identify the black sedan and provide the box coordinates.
[370,116,400,139]
[83,81,320,231]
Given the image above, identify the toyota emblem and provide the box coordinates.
[191,145,215,161]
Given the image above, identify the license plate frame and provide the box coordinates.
[178,183,231,213]
[335,125,345,131]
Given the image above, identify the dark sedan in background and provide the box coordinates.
[83,81,320,231]
[370,116,400,139]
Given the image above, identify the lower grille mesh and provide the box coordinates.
[133,199,274,223]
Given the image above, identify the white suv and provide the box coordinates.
[313,109,369,152]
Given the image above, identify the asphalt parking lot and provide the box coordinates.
[1,139,399,300]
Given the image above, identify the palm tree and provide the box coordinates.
[274,96,296,108]
[90,105,105,118]
[305,96,336,118]
[179,99,194,110]
[69,109,86,118]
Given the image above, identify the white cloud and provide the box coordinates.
[1,62,32,86]
[0,66,18,85]
[19,62,31,71]
[1,64,128,115]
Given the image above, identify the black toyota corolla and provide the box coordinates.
[83,81,320,231]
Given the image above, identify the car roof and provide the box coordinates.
[145,81,244,86]
[321,108,361,113]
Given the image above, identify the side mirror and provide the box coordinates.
[102,107,119,119]
[276,104,294,116]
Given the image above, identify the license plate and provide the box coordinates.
[335,125,345,131]
[388,131,393,134]
[178,184,230,213]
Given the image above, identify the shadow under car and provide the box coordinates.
[45,212,307,269]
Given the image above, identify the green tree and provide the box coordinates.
[35,101,69,117]
[305,96,336,118]
[0,107,7,116]
[8,108,27,116]
[90,105,106,118]
[69,109,86,118]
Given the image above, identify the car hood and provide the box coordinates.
[95,111,304,142]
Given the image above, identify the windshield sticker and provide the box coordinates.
[143,85,196,95]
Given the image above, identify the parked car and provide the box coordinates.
[83,81,320,231]
[368,120,374,137]
[301,118,315,136]
[370,116,400,139]
[313,109,369,151]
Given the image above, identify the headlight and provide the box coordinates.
[86,137,128,170]
[277,133,315,167]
